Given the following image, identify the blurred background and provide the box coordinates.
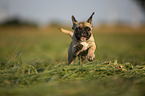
[0,0,145,64]
[0,0,145,27]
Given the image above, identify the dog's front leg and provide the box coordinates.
[87,43,96,62]
[68,43,83,64]
[74,44,83,56]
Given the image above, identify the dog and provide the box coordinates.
[59,12,96,64]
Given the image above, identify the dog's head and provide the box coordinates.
[72,12,95,42]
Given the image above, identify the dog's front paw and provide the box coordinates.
[75,44,83,52]
[87,54,95,62]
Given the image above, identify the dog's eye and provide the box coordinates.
[75,28,78,32]
[85,27,91,31]
[75,27,81,32]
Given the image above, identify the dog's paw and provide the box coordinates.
[75,44,83,52]
[87,54,95,62]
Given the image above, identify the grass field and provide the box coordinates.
[0,26,145,96]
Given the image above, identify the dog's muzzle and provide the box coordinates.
[74,27,91,41]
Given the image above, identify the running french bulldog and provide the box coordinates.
[59,12,96,64]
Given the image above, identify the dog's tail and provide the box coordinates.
[59,28,73,38]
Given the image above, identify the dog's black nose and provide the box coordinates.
[82,31,85,34]
[81,31,86,36]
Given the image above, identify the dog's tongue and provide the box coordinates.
[80,37,86,41]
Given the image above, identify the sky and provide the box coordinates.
[0,0,144,25]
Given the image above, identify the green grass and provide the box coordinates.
[0,26,145,96]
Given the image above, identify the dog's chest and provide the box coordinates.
[80,42,89,50]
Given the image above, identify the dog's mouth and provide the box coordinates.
[74,27,91,41]
[80,37,87,42]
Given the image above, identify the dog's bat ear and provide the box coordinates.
[87,12,95,24]
[72,15,78,24]
[72,15,78,29]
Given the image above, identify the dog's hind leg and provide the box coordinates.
[68,42,76,64]
[78,55,81,65]
[68,54,76,65]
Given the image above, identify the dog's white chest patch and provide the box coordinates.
[80,42,89,50]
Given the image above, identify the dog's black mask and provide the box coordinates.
[74,27,91,41]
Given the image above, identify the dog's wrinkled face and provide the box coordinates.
[74,22,92,41]
[72,12,94,42]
